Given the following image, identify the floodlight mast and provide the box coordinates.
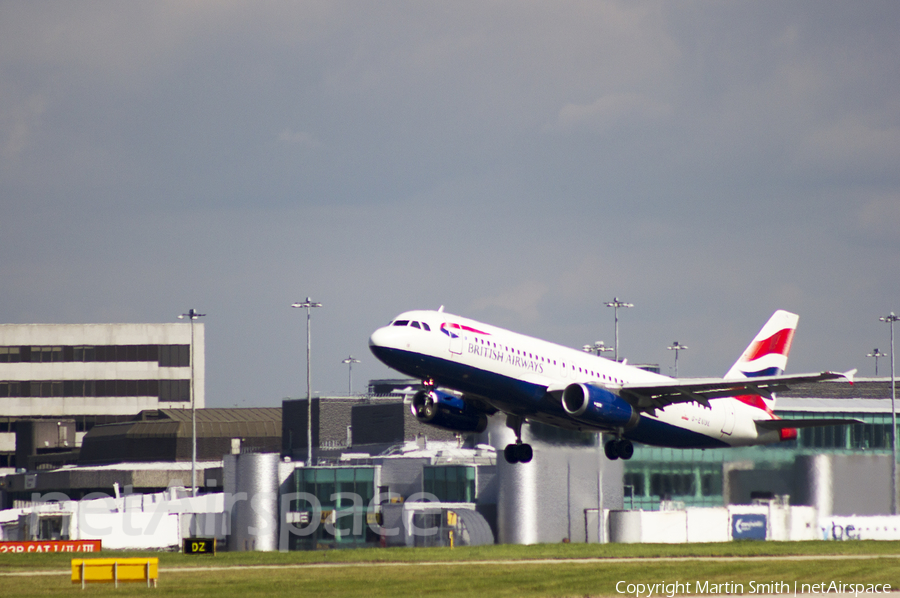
[868,348,887,377]
[177,309,205,497]
[582,341,614,357]
[292,298,322,465]
[881,312,899,515]
[667,341,689,378]
[342,355,360,394]
[605,297,633,362]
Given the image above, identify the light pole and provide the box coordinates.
[667,341,689,378]
[342,355,360,394]
[178,309,205,497]
[605,297,633,362]
[868,348,887,376]
[881,312,899,515]
[292,298,322,465]
[582,341,614,357]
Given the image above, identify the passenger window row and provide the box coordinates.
[469,337,623,384]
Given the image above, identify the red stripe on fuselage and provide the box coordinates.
[735,394,793,438]
[735,394,769,412]
[745,328,795,361]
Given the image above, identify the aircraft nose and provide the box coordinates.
[368,325,390,350]
[368,325,397,366]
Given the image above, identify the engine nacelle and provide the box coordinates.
[411,390,488,434]
[561,383,640,431]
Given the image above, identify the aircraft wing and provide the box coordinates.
[617,370,856,413]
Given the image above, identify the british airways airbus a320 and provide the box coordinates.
[369,307,858,464]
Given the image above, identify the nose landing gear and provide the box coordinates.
[503,415,533,464]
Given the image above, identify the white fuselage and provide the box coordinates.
[370,310,784,450]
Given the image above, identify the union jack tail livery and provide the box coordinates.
[725,310,798,381]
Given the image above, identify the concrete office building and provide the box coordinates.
[0,323,204,468]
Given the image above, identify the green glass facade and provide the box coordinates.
[623,411,898,511]
[287,466,378,550]
[423,465,476,503]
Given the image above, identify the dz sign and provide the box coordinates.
[183,538,216,555]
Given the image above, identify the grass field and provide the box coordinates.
[2,541,900,597]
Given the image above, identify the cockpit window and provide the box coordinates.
[390,319,430,331]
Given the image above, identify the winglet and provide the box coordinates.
[823,369,857,384]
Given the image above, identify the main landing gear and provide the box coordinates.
[504,415,533,464]
[604,437,634,460]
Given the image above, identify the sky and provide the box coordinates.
[2,1,899,407]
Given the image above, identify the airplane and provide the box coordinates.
[368,307,859,464]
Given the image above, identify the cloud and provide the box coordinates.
[856,194,900,245]
[0,93,47,163]
[546,92,672,133]
[471,281,549,322]
[795,117,900,178]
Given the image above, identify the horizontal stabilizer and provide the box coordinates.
[755,418,863,430]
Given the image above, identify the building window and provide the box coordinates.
[0,347,21,362]
[159,380,190,402]
[701,472,722,497]
[650,473,697,498]
[158,345,190,367]
[799,425,849,449]
[423,466,476,503]
[623,472,645,497]
[0,379,188,400]
[0,344,189,366]
[850,423,892,450]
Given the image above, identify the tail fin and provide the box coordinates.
[725,310,798,380]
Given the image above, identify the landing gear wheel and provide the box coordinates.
[503,415,533,464]
[504,443,533,464]
[604,440,620,460]
[421,396,437,419]
[504,444,519,464]
[518,443,533,463]
[604,438,634,460]
[616,438,634,460]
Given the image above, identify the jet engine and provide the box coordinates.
[561,383,640,431]
[411,389,488,434]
